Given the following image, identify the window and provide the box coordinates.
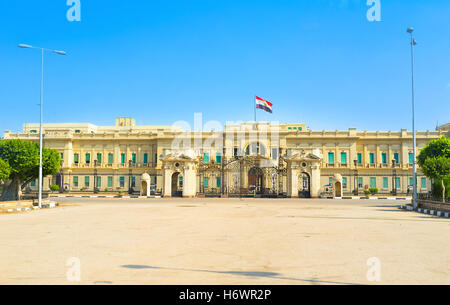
[119,177,125,188]
[394,153,399,164]
[97,153,102,164]
[328,152,335,164]
[108,153,113,164]
[357,153,362,164]
[31,180,36,187]
[408,153,414,164]
[203,153,209,163]
[382,153,387,164]
[85,153,91,164]
[369,153,375,164]
[132,153,137,164]
[131,176,136,187]
[107,176,113,188]
[96,176,101,187]
[342,177,347,189]
[121,153,126,164]
[271,148,278,160]
[60,153,64,160]
[329,177,332,185]
[84,176,90,187]
[75,130,81,134]
[421,177,427,189]
[409,177,414,187]
[204,177,209,187]
[143,153,148,164]
[395,177,401,189]
[74,153,79,164]
[216,153,222,164]
[30,130,37,134]
[216,177,221,188]
[155,153,158,165]
[358,177,363,188]
[340,152,347,164]
[383,177,388,189]
[73,176,78,187]
[370,177,376,188]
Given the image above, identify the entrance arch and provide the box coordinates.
[248,167,263,194]
[171,172,183,197]
[334,181,342,197]
[298,172,311,198]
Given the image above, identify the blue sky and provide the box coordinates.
[0,0,449,135]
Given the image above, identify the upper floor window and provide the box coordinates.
[85,153,91,164]
[143,153,148,164]
[97,153,102,164]
[108,153,113,164]
[74,153,79,164]
[328,152,335,164]
[203,153,209,163]
[245,142,266,156]
[357,153,362,164]
[382,153,387,164]
[215,153,222,164]
[75,130,81,134]
[394,153,399,164]
[121,153,126,164]
[369,153,375,164]
[132,153,137,164]
[408,153,414,164]
[30,130,37,134]
[340,152,347,164]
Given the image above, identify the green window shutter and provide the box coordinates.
[383,177,388,188]
[143,153,148,164]
[216,154,222,164]
[121,153,125,164]
[340,152,347,164]
[97,176,101,187]
[31,180,36,187]
[357,153,362,164]
[204,153,209,163]
[73,176,78,186]
[394,153,399,164]
[342,177,347,188]
[85,176,90,186]
[328,153,334,164]
[370,177,376,188]
[395,177,400,188]
[408,153,414,164]
[382,153,387,164]
[409,177,413,186]
[369,153,375,164]
[421,178,426,189]
[358,177,363,187]
[74,154,79,163]
[108,176,113,188]
[216,177,221,188]
[329,177,332,184]
[120,176,125,187]
[155,153,158,165]
[85,153,90,163]
[204,177,209,187]
[108,153,113,164]
[132,153,136,164]
[97,153,102,164]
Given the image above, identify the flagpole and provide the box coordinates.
[254,95,256,122]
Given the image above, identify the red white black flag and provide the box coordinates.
[255,96,273,113]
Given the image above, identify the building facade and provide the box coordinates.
[4,118,449,198]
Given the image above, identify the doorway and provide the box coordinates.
[298,172,311,198]
[248,167,263,194]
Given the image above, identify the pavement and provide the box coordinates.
[0,197,449,285]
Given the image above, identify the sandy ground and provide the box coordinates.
[0,197,449,285]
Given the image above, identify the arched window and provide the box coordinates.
[245,142,266,156]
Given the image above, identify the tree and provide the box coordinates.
[0,139,61,201]
[0,158,11,182]
[417,137,450,202]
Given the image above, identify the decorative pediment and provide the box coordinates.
[285,152,321,162]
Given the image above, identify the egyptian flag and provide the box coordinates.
[255,96,273,113]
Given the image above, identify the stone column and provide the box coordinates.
[310,163,321,198]
[163,167,172,197]
[287,162,298,198]
[182,163,197,198]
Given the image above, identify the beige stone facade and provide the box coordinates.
[3,118,448,197]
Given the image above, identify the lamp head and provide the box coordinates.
[407,28,414,34]
[53,50,67,56]
[18,44,32,49]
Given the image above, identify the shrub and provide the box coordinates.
[369,187,378,195]
[49,184,60,192]
[364,190,371,196]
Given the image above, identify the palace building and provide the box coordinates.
[3,117,449,198]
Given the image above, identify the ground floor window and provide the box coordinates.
[108,176,113,188]
[204,177,209,187]
[73,176,78,187]
[370,177,376,188]
[358,177,363,188]
[395,177,401,189]
[97,176,101,188]
[30,180,36,187]
[119,176,125,188]
[342,177,347,189]
[85,176,89,187]
[421,177,427,189]
[131,176,136,187]
[216,177,221,188]
[383,177,388,189]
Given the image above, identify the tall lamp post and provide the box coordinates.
[407,28,418,209]
[18,44,66,208]
[93,160,98,194]
[353,159,358,195]
[392,159,397,196]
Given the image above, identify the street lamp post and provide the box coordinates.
[128,160,133,194]
[18,44,66,208]
[94,160,98,194]
[353,159,358,195]
[407,28,418,209]
[392,159,397,196]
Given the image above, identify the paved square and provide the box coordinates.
[1,198,449,284]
